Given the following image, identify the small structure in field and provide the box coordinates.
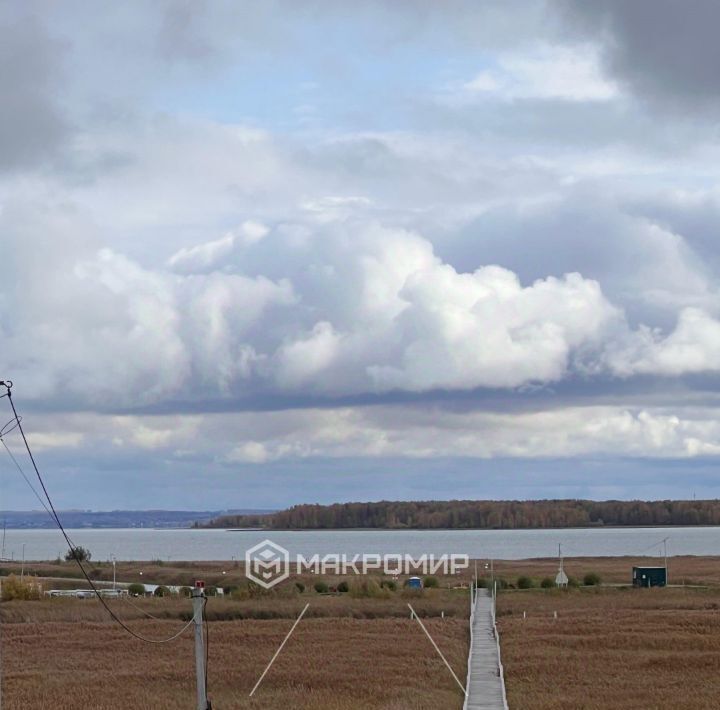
[406,576,423,589]
[632,566,667,588]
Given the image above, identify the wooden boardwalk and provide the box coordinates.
[463,588,509,710]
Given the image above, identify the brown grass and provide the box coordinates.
[1,592,469,709]
[9,555,718,593]
[0,589,469,624]
[5,556,720,709]
[0,559,471,595]
[487,555,720,586]
[498,586,720,709]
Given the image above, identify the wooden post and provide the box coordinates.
[192,582,208,710]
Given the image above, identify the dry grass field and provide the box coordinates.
[498,585,720,710]
[5,554,717,590]
[0,591,470,710]
[4,556,720,709]
[488,554,720,586]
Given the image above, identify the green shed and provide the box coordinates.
[632,566,667,587]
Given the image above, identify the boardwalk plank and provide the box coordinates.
[463,589,508,710]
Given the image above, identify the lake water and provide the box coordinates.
[1,526,719,562]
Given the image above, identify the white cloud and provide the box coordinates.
[369,266,618,391]
[300,195,373,223]
[464,71,501,93]
[6,1,720,507]
[608,307,720,377]
[168,232,236,273]
[6,202,720,409]
[225,441,270,463]
[26,431,84,450]
[168,220,270,273]
[111,414,201,450]
[30,404,720,461]
[1,228,294,405]
[275,321,342,389]
[461,44,619,102]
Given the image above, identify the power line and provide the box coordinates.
[636,537,669,556]
[0,435,59,530]
[122,593,172,621]
[0,381,197,645]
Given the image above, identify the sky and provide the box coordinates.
[2,0,720,509]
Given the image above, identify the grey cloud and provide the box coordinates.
[156,0,216,62]
[6,401,720,508]
[556,0,720,108]
[423,91,710,156]
[0,12,70,170]
[4,0,720,510]
[2,105,719,416]
[436,190,715,329]
[625,191,720,273]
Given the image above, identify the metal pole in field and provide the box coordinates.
[21,543,25,579]
[663,538,669,585]
[112,556,116,590]
[191,582,208,710]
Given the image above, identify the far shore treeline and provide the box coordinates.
[196,499,720,530]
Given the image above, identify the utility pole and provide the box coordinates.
[662,537,669,585]
[558,543,562,582]
[112,555,116,590]
[555,543,568,588]
[192,581,210,710]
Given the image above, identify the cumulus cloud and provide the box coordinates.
[275,322,342,389]
[0,204,619,405]
[4,198,720,411]
[607,308,720,377]
[1,220,293,405]
[369,267,618,390]
[3,1,720,506]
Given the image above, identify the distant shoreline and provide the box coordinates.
[203,499,720,530]
[4,523,720,531]
[224,523,720,532]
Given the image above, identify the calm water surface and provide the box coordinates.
[2,526,719,562]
